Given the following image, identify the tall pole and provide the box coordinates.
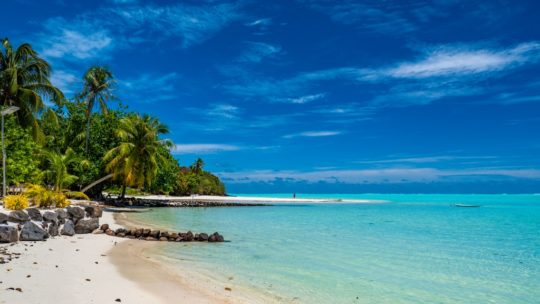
[2,113,5,197]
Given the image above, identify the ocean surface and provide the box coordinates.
[126,194,540,303]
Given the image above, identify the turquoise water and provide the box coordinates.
[127,194,540,303]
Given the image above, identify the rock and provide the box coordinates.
[48,223,59,237]
[149,230,160,238]
[175,237,183,242]
[216,234,224,242]
[20,222,49,241]
[117,233,126,237]
[67,206,85,220]
[198,233,209,241]
[100,224,109,231]
[105,229,115,236]
[0,212,9,224]
[55,209,68,224]
[160,231,169,238]
[74,218,99,234]
[134,229,142,237]
[8,210,30,223]
[142,229,150,237]
[0,225,18,243]
[145,236,157,241]
[170,232,178,239]
[159,237,168,241]
[61,220,75,236]
[185,231,194,242]
[92,229,104,234]
[211,232,224,242]
[84,206,102,218]
[208,234,217,242]
[115,228,126,234]
[128,229,136,236]
[42,211,58,223]
[25,208,43,221]
[126,235,136,239]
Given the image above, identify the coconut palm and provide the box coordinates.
[0,38,63,140]
[191,158,204,174]
[78,66,115,153]
[104,114,171,198]
[42,148,89,191]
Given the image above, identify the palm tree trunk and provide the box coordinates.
[120,183,127,199]
[85,118,91,154]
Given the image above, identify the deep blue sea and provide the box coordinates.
[126,194,540,303]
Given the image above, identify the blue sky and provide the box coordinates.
[3,0,540,193]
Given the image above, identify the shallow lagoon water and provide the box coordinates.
[127,194,540,303]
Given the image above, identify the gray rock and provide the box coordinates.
[43,211,58,223]
[61,220,75,236]
[20,222,49,241]
[26,208,43,221]
[67,206,85,220]
[8,210,30,223]
[48,223,59,237]
[0,225,18,243]
[84,206,103,218]
[0,212,8,224]
[74,218,99,234]
[55,209,68,224]
[198,233,209,241]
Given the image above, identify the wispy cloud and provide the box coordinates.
[355,155,498,165]
[39,18,114,60]
[120,72,178,103]
[50,69,80,95]
[172,144,242,155]
[283,131,341,139]
[218,167,540,184]
[238,42,281,63]
[245,18,272,27]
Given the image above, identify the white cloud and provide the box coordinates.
[245,18,272,27]
[283,131,341,139]
[40,18,113,60]
[50,69,79,95]
[286,93,326,104]
[120,72,178,103]
[217,167,540,184]
[238,42,281,63]
[172,144,241,154]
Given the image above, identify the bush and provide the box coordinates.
[64,191,90,200]
[24,184,70,208]
[3,195,29,210]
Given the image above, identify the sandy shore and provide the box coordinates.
[113,194,384,204]
[0,208,231,304]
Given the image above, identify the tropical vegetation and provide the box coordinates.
[0,38,226,200]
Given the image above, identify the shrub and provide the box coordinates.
[3,195,29,210]
[24,184,70,208]
[64,191,90,200]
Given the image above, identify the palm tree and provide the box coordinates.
[191,158,204,174]
[104,114,171,198]
[78,66,114,153]
[42,148,88,191]
[0,38,63,140]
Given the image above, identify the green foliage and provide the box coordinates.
[41,148,88,191]
[3,116,42,186]
[172,160,225,196]
[64,191,90,200]
[3,194,29,210]
[25,184,70,208]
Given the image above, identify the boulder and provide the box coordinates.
[160,231,169,238]
[61,220,75,236]
[145,236,157,241]
[142,229,150,237]
[67,206,85,220]
[208,234,216,242]
[0,212,8,224]
[84,206,103,218]
[134,229,143,237]
[56,209,68,224]
[149,230,160,238]
[8,210,30,223]
[93,229,104,234]
[159,237,168,241]
[48,223,59,237]
[115,228,127,234]
[117,233,126,238]
[170,232,178,239]
[26,208,43,221]
[43,211,58,223]
[74,218,99,234]
[20,222,49,241]
[211,232,224,242]
[100,224,109,231]
[105,229,115,236]
[198,233,209,241]
[0,225,18,243]
[185,231,194,242]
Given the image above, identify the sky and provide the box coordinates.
[2,0,540,193]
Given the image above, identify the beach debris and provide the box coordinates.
[20,222,49,241]
[115,299,121,302]
[225,287,232,291]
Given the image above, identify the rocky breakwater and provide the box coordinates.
[0,205,103,243]
[96,224,225,243]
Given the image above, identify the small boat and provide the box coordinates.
[454,204,481,208]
